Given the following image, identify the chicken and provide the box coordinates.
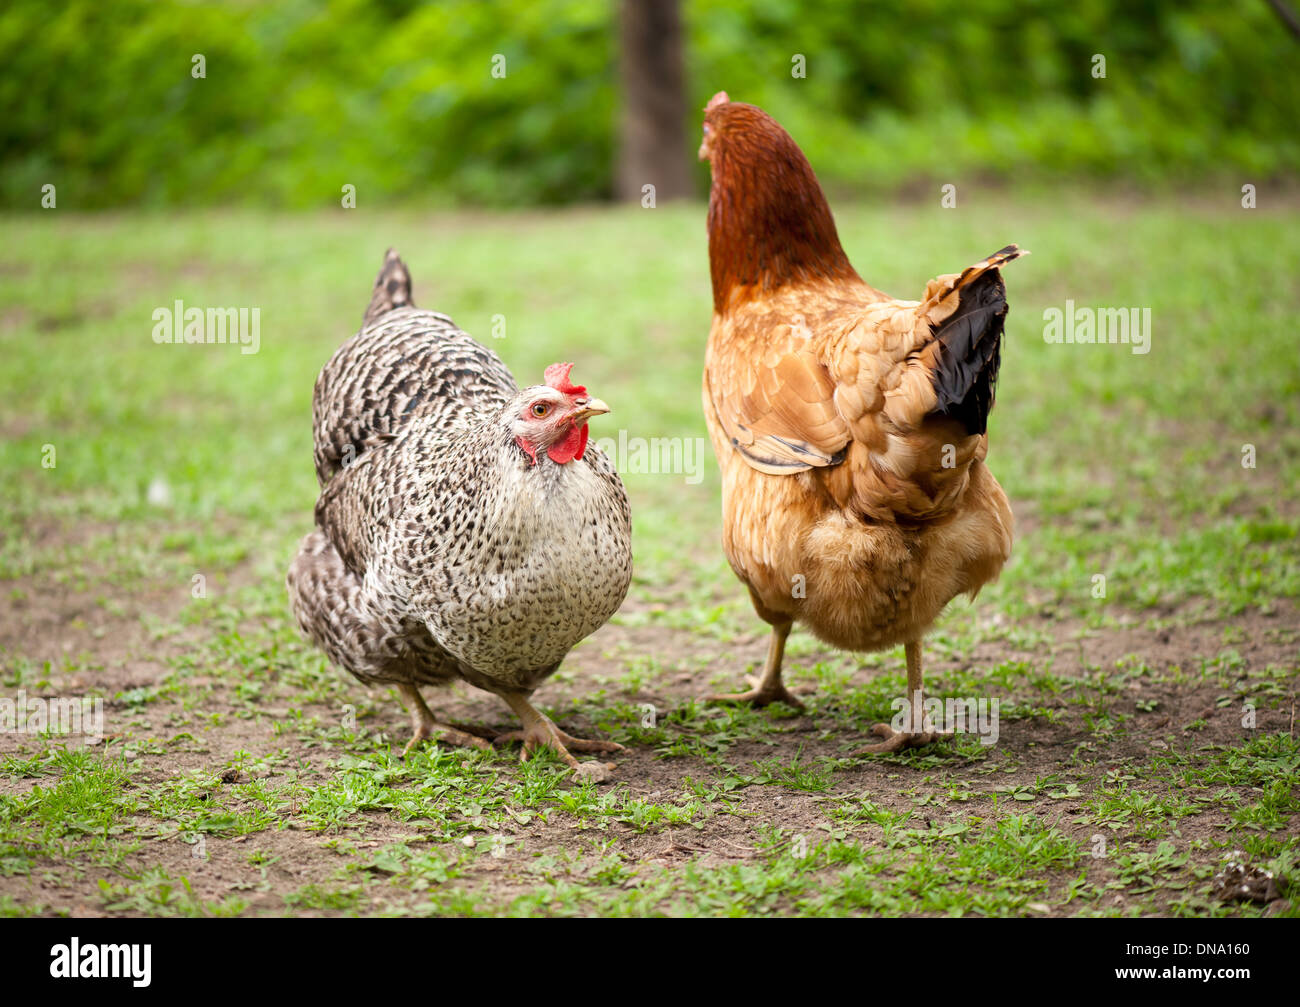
[698,93,1022,752]
[287,249,632,773]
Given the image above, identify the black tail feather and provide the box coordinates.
[362,247,415,326]
[930,268,1008,435]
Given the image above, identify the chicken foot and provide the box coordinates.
[493,691,623,778]
[398,683,492,758]
[707,621,805,709]
[856,640,952,753]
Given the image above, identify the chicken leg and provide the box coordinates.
[856,640,951,753]
[493,690,624,770]
[398,683,491,758]
[707,620,805,709]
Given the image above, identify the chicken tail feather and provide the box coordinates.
[926,245,1025,436]
[362,247,415,327]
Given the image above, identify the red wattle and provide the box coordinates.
[515,435,539,465]
[547,423,589,464]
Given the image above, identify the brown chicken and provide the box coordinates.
[698,92,1022,752]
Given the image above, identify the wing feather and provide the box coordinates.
[706,246,1024,518]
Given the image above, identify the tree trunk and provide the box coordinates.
[616,0,692,203]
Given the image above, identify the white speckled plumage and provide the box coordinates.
[287,250,631,750]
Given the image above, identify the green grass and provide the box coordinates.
[3,197,1297,617]
[0,193,1297,916]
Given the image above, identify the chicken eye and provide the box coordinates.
[531,402,550,418]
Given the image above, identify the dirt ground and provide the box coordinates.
[1,541,1295,917]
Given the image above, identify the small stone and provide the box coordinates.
[572,761,613,784]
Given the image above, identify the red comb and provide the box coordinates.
[706,91,729,111]
[544,362,587,397]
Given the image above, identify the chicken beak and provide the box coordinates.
[571,398,610,424]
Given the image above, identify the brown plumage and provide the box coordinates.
[287,250,632,775]
[699,93,1022,751]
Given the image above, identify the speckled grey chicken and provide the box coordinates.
[287,249,632,772]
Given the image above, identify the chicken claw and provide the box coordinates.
[853,642,953,755]
[492,722,623,761]
[854,722,952,755]
[496,691,622,777]
[401,724,492,758]
[707,622,804,709]
[398,684,491,758]
[707,675,805,710]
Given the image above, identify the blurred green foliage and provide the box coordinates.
[3,0,1297,208]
